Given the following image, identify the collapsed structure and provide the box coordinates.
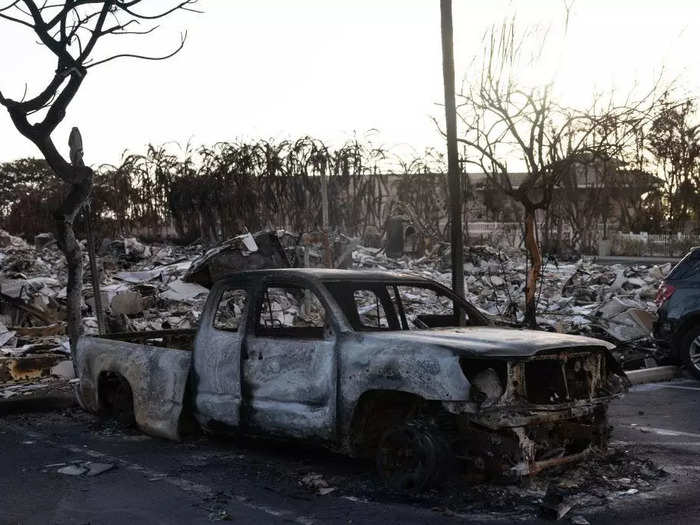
[0,229,667,401]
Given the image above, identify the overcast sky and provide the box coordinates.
[0,0,698,166]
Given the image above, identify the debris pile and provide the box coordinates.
[352,244,666,356]
[0,228,671,400]
[0,230,73,399]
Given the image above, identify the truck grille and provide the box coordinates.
[523,351,602,404]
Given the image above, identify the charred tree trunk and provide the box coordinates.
[523,207,542,328]
[54,171,93,363]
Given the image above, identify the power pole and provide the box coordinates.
[320,167,332,268]
[440,0,465,310]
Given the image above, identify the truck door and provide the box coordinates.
[242,281,337,439]
[192,283,249,430]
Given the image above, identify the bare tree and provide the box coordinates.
[647,96,700,231]
[558,154,614,251]
[0,0,198,357]
[453,20,657,327]
[607,167,663,233]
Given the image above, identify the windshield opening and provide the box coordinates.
[324,280,477,331]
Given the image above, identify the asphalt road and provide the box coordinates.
[0,378,699,525]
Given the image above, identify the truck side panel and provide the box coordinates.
[190,282,248,430]
[75,337,192,440]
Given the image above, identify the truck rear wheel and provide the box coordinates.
[375,421,448,491]
[680,326,700,379]
[98,372,135,425]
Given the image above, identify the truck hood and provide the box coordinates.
[368,326,615,358]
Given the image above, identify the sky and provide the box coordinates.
[0,0,699,166]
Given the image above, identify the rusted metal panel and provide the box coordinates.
[184,232,290,288]
[0,355,65,382]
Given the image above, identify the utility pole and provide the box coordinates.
[320,167,332,268]
[440,0,465,310]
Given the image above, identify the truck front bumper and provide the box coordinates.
[444,401,610,477]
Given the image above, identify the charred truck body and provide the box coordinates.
[75,269,628,490]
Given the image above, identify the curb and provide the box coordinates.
[0,392,76,416]
[0,380,77,416]
[626,365,681,385]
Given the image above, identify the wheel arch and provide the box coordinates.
[672,313,700,356]
[346,389,430,457]
[97,370,135,422]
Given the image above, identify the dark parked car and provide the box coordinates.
[654,247,700,378]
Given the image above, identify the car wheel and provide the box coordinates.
[375,422,448,491]
[680,327,700,380]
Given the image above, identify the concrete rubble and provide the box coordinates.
[352,244,666,361]
[53,461,115,477]
[0,228,670,399]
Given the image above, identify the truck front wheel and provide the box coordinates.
[375,421,448,491]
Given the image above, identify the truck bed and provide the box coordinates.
[101,329,197,351]
[74,332,194,440]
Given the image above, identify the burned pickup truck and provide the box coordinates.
[74,269,628,489]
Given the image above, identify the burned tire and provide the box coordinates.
[680,326,700,380]
[376,422,448,491]
[98,372,135,425]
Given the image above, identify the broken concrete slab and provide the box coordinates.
[0,329,15,347]
[86,462,115,476]
[110,291,144,316]
[159,279,208,303]
[604,308,656,341]
[0,278,30,299]
[115,269,164,284]
[595,297,640,319]
[54,461,114,477]
[57,464,87,476]
[50,360,75,380]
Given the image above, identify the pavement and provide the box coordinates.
[592,377,700,524]
[0,378,699,524]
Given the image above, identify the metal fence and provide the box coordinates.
[611,232,700,257]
